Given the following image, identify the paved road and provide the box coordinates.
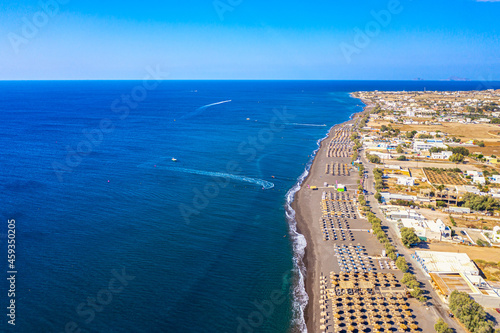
[359,148,466,333]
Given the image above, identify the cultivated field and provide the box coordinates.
[423,168,466,185]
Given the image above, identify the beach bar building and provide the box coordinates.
[414,251,500,308]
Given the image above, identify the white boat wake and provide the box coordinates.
[285,123,326,127]
[180,100,232,120]
[197,100,232,110]
[138,163,274,189]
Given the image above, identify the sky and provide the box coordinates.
[0,0,499,80]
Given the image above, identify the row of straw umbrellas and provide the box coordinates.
[319,272,419,333]
[331,272,399,287]
[331,271,397,282]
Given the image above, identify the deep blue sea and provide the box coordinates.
[1,80,500,333]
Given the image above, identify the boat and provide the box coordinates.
[171,158,177,162]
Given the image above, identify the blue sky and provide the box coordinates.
[0,0,498,79]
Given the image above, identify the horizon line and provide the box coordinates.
[0,79,498,82]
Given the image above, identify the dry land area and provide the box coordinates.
[426,242,500,262]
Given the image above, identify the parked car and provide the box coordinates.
[461,230,466,236]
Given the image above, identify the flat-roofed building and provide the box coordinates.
[414,251,500,307]
[414,251,479,275]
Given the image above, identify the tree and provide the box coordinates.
[401,227,420,247]
[396,145,403,154]
[430,147,446,153]
[450,215,456,226]
[434,319,453,333]
[449,153,464,163]
[451,146,470,156]
[401,273,420,289]
[410,286,423,298]
[476,239,490,247]
[463,193,500,212]
[375,192,382,203]
[406,130,417,139]
[367,154,381,164]
[397,155,407,161]
[449,291,495,333]
[396,256,408,272]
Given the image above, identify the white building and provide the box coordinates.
[396,177,415,186]
[387,209,426,221]
[369,151,392,160]
[491,175,500,184]
[426,219,449,235]
[431,151,453,160]
[414,251,479,276]
[413,140,448,152]
[472,176,486,185]
[448,206,471,214]
[466,170,482,177]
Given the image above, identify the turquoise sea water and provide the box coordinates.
[1,80,499,332]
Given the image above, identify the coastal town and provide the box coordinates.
[296,89,500,333]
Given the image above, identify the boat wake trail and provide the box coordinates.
[179,100,232,120]
[285,123,326,127]
[197,100,232,110]
[138,163,274,189]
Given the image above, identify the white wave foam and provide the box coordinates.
[138,163,274,189]
[285,125,336,333]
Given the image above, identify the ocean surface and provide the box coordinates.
[1,80,500,333]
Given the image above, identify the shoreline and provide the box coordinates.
[289,95,371,332]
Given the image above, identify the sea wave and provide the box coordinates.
[285,124,336,332]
